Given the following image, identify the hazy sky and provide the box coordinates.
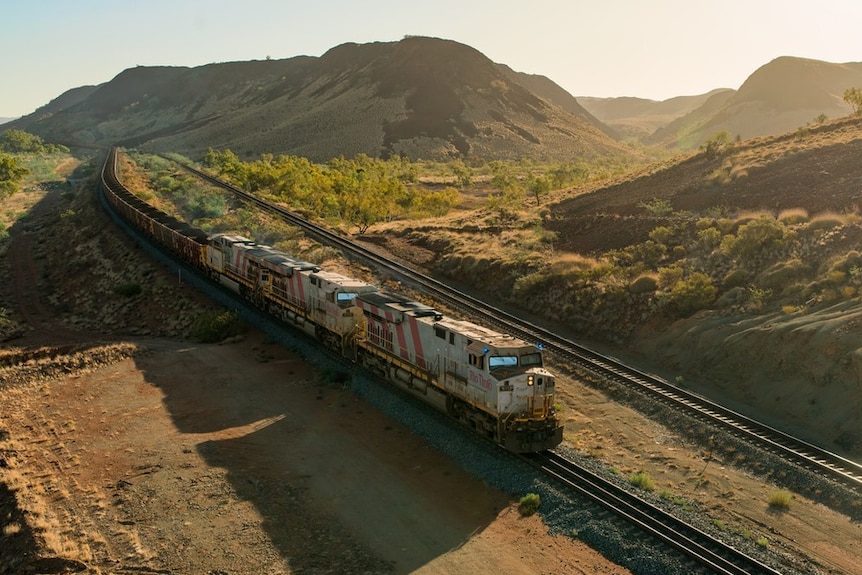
[2,0,860,118]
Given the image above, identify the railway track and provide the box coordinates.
[524,450,784,575]
[175,157,862,496]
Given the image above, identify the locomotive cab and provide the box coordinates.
[306,271,378,349]
[467,340,563,452]
[469,342,556,419]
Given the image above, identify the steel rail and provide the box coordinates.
[524,451,785,575]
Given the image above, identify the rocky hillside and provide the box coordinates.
[645,56,862,148]
[500,66,619,139]
[7,37,632,163]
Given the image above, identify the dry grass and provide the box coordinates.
[550,253,601,272]
[778,207,809,224]
[806,211,848,231]
[733,209,774,224]
[0,187,46,233]
[0,391,95,564]
[768,489,793,510]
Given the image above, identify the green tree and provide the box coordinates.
[0,153,29,198]
[639,198,674,216]
[413,186,460,217]
[701,131,733,159]
[202,148,244,180]
[527,174,551,206]
[548,162,590,188]
[0,129,66,153]
[450,160,472,188]
[844,87,862,115]
[489,161,514,190]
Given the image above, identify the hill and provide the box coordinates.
[577,89,733,139]
[499,66,619,139]
[7,37,632,163]
[646,56,862,148]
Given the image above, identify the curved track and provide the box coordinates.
[177,158,862,495]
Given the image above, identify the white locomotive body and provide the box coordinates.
[355,291,563,452]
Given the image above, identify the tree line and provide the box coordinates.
[202,148,460,233]
[0,129,69,199]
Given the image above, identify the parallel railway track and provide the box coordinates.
[176,157,862,496]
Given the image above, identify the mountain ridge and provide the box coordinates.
[7,43,862,159]
[8,37,632,163]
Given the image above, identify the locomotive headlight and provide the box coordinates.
[527,375,534,386]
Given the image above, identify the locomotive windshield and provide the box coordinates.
[336,292,358,306]
[489,355,518,369]
[488,351,543,371]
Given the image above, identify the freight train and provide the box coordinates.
[100,148,564,452]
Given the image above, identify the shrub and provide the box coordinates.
[754,259,808,291]
[823,251,862,277]
[0,307,13,329]
[629,471,655,492]
[768,489,792,510]
[722,268,750,289]
[190,309,244,343]
[701,131,733,159]
[696,227,722,251]
[843,87,862,115]
[806,212,845,231]
[629,274,658,294]
[668,272,717,315]
[626,240,667,268]
[657,265,684,290]
[113,283,143,297]
[638,198,674,216]
[746,286,773,310]
[513,270,550,297]
[648,226,673,244]
[721,217,791,261]
[518,493,541,516]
